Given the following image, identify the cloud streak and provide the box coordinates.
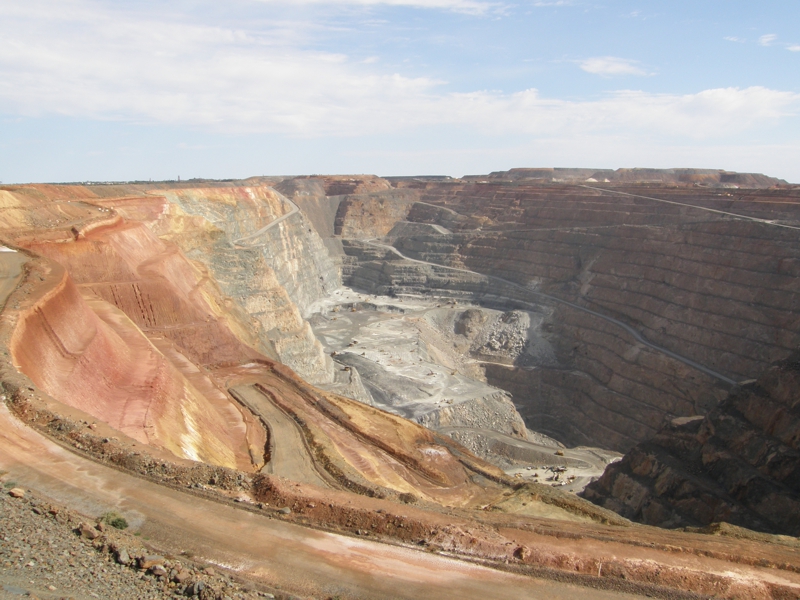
[579,56,651,77]
[252,0,506,15]
[759,33,778,46]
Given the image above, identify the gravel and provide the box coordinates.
[0,485,285,600]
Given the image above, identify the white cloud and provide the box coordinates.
[579,56,651,77]
[0,1,797,145]
[253,0,506,15]
[724,36,745,43]
[759,33,778,46]
[788,44,800,52]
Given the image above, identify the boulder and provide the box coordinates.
[78,522,100,540]
[173,570,192,584]
[115,548,131,566]
[150,565,168,577]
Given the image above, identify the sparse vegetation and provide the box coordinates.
[101,511,129,530]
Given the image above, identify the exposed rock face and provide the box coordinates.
[582,351,800,535]
[149,187,339,383]
[334,190,418,238]
[338,177,800,452]
[156,186,339,316]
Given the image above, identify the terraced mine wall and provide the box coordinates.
[340,237,727,451]
[582,351,800,536]
[338,180,800,453]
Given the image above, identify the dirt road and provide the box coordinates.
[230,385,331,488]
[0,403,655,599]
[362,238,738,385]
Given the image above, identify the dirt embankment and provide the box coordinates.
[6,378,800,600]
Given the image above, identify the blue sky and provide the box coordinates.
[1,0,799,183]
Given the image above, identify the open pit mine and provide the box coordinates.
[0,168,799,600]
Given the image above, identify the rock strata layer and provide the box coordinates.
[338,176,800,452]
[582,351,800,536]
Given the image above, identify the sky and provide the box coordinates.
[1,0,799,183]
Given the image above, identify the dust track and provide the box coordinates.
[230,385,331,488]
[0,404,650,600]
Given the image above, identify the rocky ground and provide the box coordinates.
[582,350,800,536]
[0,484,286,600]
[306,287,619,491]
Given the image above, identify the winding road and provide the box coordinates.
[229,385,332,488]
[232,190,300,247]
[360,239,738,386]
[580,184,800,231]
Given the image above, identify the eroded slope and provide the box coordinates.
[0,182,519,508]
[582,351,800,535]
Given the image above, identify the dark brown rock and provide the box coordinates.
[173,570,192,584]
[583,351,800,535]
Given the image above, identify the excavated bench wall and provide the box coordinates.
[336,183,800,452]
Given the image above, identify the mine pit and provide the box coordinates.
[1,171,799,599]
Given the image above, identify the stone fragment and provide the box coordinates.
[173,570,192,584]
[278,507,291,515]
[150,565,167,577]
[139,554,165,570]
[78,523,100,540]
[185,580,205,596]
[8,488,25,499]
[115,548,131,565]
